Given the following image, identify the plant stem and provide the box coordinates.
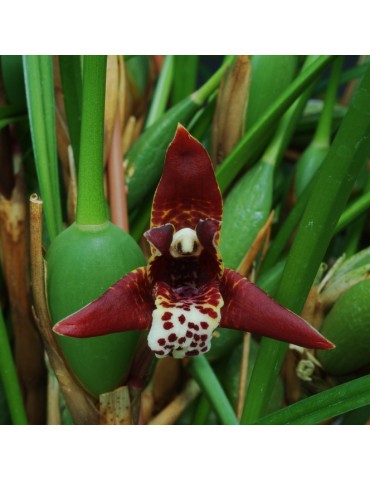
[188,356,238,425]
[343,171,370,255]
[260,65,314,170]
[76,55,108,225]
[336,178,370,234]
[259,56,318,171]
[313,57,343,147]
[192,394,211,425]
[0,308,28,425]
[145,55,174,128]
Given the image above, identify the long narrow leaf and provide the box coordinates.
[0,308,28,425]
[23,55,62,241]
[59,55,83,168]
[256,375,370,425]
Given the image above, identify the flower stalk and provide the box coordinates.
[76,55,108,225]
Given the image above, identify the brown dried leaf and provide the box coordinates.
[139,387,155,425]
[151,356,183,413]
[0,172,46,424]
[107,113,129,231]
[67,146,77,224]
[55,105,71,188]
[237,210,275,277]
[211,55,251,166]
[148,380,200,425]
[236,332,251,420]
[281,349,303,405]
[118,55,127,131]
[122,115,137,155]
[99,386,132,425]
[104,55,119,165]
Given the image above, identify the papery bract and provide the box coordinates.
[54,125,334,357]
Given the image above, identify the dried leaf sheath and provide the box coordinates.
[54,125,334,355]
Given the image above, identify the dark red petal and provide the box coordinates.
[53,267,154,337]
[144,224,174,254]
[219,269,335,350]
[151,125,222,230]
[196,218,222,250]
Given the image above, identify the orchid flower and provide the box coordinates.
[54,125,334,358]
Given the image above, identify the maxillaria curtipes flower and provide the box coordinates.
[54,125,334,358]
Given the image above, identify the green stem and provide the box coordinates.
[315,59,370,93]
[188,356,238,425]
[241,63,370,425]
[256,374,370,425]
[193,56,235,105]
[344,216,366,256]
[313,57,343,147]
[260,55,317,169]
[76,55,108,225]
[0,308,28,425]
[336,177,370,234]
[192,394,212,425]
[145,55,174,128]
[343,172,370,255]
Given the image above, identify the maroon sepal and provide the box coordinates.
[219,269,335,350]
[144,224,174,254]
[151,124,222,230]
[53,267,154,337]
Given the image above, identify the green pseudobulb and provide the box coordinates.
[318,279,370,376]
[47,221,146,396]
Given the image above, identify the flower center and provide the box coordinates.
[169,228,203,258]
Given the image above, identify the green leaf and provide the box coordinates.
[256,375,370,425]
[23,55,62,241]
[59,55,83,168]
[0,308,28,425]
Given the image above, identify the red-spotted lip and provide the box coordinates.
[150,124,222,231]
